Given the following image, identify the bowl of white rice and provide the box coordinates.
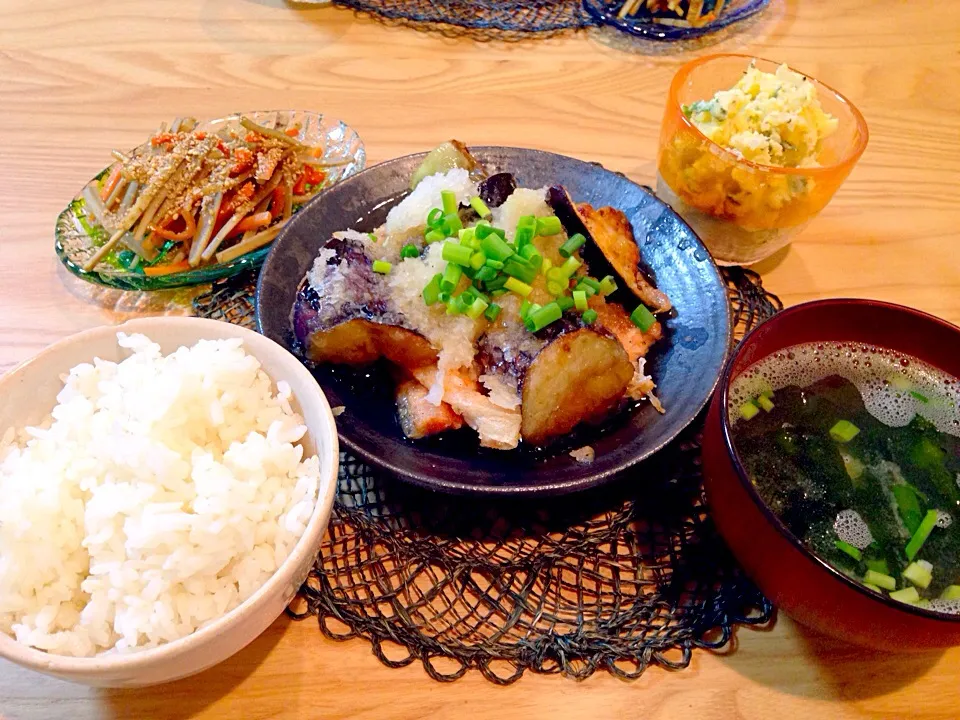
[0,317,339,687]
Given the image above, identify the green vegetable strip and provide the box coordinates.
[535,216,563,236]
[470,196,491,218]
[893,485,924,535]
[757,395,775,412]
[441,263,462,292]
[905,510,939,561]
[866,558,889,575]
[527,302,562,332]
[559,233,586,258]
[442,242,474,266]
[581,309,598,324]
[505,277,533,297]
[372,260,392,274]
[910,390,930,403]
[484,303,502,322]
[480,234,514,261]
[829,420,860,443]
[630,304,656,332]
[441,190,458,215]
[863,569,897,591]
[740,401,760,421]
[835,540,862,561]
[422,274,442,305]
[889,587,920,604]
[599,275,618,296]
[573,290,588,312]
[401,244,419,259]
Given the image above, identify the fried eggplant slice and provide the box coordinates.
[395,377,464,439]
[521,328,634,446]
[545,185,672,313]
[589,297,663,403]
[293,236,438,372]
[409,140,481,190]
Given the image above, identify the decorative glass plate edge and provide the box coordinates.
[582,0,770,40]
[55,110,366,292]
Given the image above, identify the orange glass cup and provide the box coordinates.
[656,54,868,266]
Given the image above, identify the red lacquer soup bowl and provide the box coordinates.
[702,299,960,651]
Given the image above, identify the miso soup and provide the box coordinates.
[729,342,960,611]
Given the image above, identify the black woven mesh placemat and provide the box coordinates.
[193,265,782,683]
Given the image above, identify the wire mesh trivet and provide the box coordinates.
[193,266,781,683]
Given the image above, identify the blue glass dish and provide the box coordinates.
[582,0,771,40]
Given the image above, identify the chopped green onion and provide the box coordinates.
[459,226,476,244]
[893,484,924,535]
[866,558,889,575]
[461,265,477,280]
[441,263,462,292]
[441,190,458,215]
[519,299,532,320]
[579,277,602,292]
[505,277,533,297]
[581,309,598,325]
[757,395,775,412]
[519,243,543,268]
[470,251,487,270]
[910,390,930,403]
[443,213,463,236]
[503,257,537,284]
[863,583,882,593]
[516,215,537,231]
[442,242,474,266]
[484,303,502,322]
[903,560,933,589]
[535,216,563,236]
[759,387,774,400]
[480,234,514,261]
[372,260,392,274]
[470,196,491,219]
[547,281,567,296]
[438,290,451,304]
[940,586,960,600]
[835,540,862,561]
[528,302,562,332]
[542,258,553,274]
[401,244,419,259]
[599,275,618,296]
[422,274,442,305]
[484,258,504,270]
[630,304,656,332]
[446,294,467,315]
[905,509,939,561]
[485,275,509,292]
[367,232,378,243]
[573,290,588,312]
[556,295,575,312]
[515,226,535,248]
[466,296,489,320]
[459,286,477,305]
[474,265,498,283]
[864,569,897,591]
[889,587,920,605]
[556,256,582,279]
[559,233,586,258]
[425,229,445,244]
[740,401,760,421]
[426,208,444,228]
[840,451,865,481]
[475,221,506,241]
[829,420,860,443]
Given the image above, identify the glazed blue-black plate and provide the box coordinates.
[256,147,729,496]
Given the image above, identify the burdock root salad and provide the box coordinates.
[657,55,867,265]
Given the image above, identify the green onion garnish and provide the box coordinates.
[519,299,532,320]
[573,290,588,312]
[372,260,392,274]
[503,257,537,285]
[466,297,489,320]
[579,277,601,292]
[941,586,960,600]
[893,485,923,535]
[367,232,378,243]
[442,242,474,266]
[475,221,506,241]
[903,560,933,589]
[556,295,575,312]
[505,277,533,297]
[905,509,939,561]
[438,290,451,304]
[443,213,463,236]
[426,208,444,228]
[559,233,586,258]
[422,274,442,305]
[484,258,504,270]
[401,244,419,259]
[459,227,476,246]
[835,540,862,561]
[446,294,467,316]
[528,302,562,332]
[470,251,487,270]
[740,401,760,421]
[474,265,498,283]
[889,587,920,605]
[535,216,563,236]
[757,395,775,412]
[556,256,582,279]
[542,258,553,274]
[441,263,462,292]
[829,420,860,443]
[630,304,656,332]
[470,196,491,219]
[484,303,502,322]
[581,309,598,325]
[441,190,458,215]
[863,583,882,593]
[910,390,930,403]
[547,280,567,296]
[866,558,889,575]
[480,234,514,261]
[485,275,509,292]
[515,226,535,248]
[425,229,445,244]
[519,243,543,268]
[864,569,897,591]
[599,275,618,297]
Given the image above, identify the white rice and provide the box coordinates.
[0,333,321,657]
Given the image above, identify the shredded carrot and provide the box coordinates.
[292,173,308,195]
[285,126,301,137]
[216,139,231,157]
[151,132,176,147]
[193,131,207,140]
[244,132,261,143]
[303,165,326,186]
[151,210,198,241]
[310,146,324,158]
[144,261,191,276]
[231,147,254,175]
[234,211,272,234]
[99,165,123,201]
[270,186,286,220]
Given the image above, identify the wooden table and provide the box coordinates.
[1,0,959,717]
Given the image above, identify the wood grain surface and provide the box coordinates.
[1,0,959,717]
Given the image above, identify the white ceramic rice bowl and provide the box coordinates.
[0,317,338,687]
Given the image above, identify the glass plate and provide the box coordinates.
[582,0,770,40]
[55,110,366,291]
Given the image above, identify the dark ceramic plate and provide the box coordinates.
[256,147,730,495]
